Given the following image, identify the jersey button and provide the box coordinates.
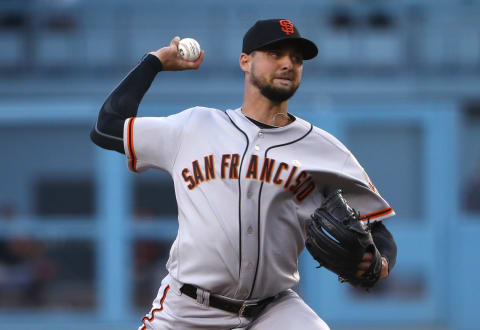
[247,191,253,199]
[247,262,253,270]
[247,226,253,234]
[258,132,264,138]
[254,145,260,151]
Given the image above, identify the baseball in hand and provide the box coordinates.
[178,38,201,62]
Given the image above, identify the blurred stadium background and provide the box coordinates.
[1,0,479,329]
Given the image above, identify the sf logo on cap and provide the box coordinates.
[279,19,294,35]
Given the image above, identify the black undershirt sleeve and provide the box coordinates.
[370,221,397,273]
[90,54,163,153]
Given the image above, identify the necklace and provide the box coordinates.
[241,109,292,128]
[271,112,292,126]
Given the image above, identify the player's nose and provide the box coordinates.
[278,55,294,70]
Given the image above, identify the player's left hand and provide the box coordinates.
[356,252,389,280]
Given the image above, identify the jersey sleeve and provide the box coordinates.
[340,154,395,223]
[123,108,194,173]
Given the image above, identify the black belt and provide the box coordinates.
[180,283,275,318]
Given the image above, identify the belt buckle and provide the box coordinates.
[238,301,258,317]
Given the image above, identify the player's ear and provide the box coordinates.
[239,53,251,73]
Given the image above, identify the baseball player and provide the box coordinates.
[90,19,397,330]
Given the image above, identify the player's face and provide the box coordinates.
[249,43,303,103]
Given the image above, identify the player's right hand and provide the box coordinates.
[149,36,204,71]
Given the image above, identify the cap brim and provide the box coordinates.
[254,37,318,60]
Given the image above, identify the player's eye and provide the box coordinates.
[292,55,303,64]
[269,50,281,58]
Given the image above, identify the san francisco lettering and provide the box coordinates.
[181,154,315,203]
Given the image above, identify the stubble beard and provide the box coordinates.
[250,65,299,104]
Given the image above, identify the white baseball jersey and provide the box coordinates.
[124,107,395,300]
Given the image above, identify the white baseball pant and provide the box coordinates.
[139,274,330,330]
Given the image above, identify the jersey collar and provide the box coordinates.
[226,108,311,144]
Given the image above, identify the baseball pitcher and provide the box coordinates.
[90,19,397,330]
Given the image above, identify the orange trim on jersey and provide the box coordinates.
[360,207,394,221]
[127,117,137,172]
[140,284,170,330]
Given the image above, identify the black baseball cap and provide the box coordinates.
[242,19,318,60]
